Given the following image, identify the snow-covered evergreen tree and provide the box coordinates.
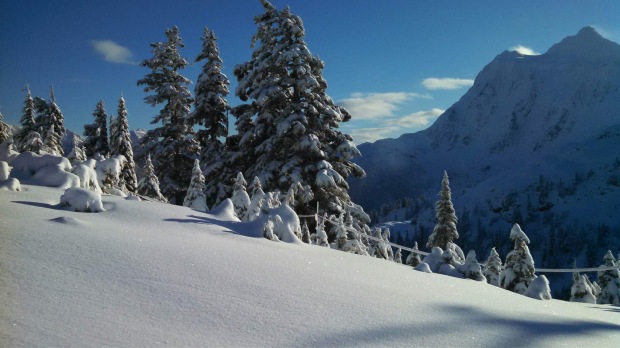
[332,213,348,250]
[183,159,208,212]
[138,26,200,204]
[66,134,86,164]
[597,250,620,305]
[137,154,168,202]
[315,213,329,247]
[23,131,46,154]
[191,26,230,150]
[301,220,311,244]
[231,172,251,220]
[570,274,597,303]
[231,0,366,229]
[0,112,10,144]
[463,250,486,281]
[44,86,65,156]
[427,171,459,250]
[499,223,535,294]
[110,96,138,193]
[394,248,403,264]
[14,86,37,151]
[483,247,503,286]
[405,242,421,267]
[32,96,49,139]
[83,99,110,158]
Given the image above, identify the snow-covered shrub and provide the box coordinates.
[394,248,403,264]
[0,177,21,191]
[0,161,10,181]
[60,187,105,213]
[597,250,620,305]
[405,242,422,267]
[423,247,445,272]
[462,250,486,282]
[11,152,71,176]
[524,275,552,300]
[269,204,301,243]
[71,164,101,192]
[300,221,311,244]
[96,155,125,193]
[0,141,19,163]
[263,215,281,241]
[483,248,503,286]
[315,213,329,247]
[209,198,240,222]
[422,246,464,278]
[415,262,432,273]
[31,164,80,189]
[570,274,597,304]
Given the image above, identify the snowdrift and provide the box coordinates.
[1,184,619,347]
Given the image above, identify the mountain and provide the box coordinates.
[2,184,620,346]
[348,27,620,291]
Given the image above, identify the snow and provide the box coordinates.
[2,184,620,347]
[59,187,106,213]
[0,161,10,181]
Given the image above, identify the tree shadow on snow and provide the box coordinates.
[297,303,619,347]
[12,200,59,210]
[589,304,620,313]
[163,214,248,237]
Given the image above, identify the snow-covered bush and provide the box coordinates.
[262,215,280,241]
[415,262,432,273]
[183,159,208,212]
[0,141,19,163]
[11,152,79,189]
[0,178,21,191]
[231,172,251,220]
[462,250,486,282]
[524,275,552,300]
[483,248,503,286]
[0,161,10,181]
[315,213,329,247]
[570,274,597,304]
[405,242,422,267]
[268,204,301,243]
[11,152,71,176]
[597,250,620,305]
[96,155,126,193]
[59,187,105,213]
[71,164,101,192]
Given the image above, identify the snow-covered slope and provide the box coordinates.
[2,184,620,347]
[349,27,620,279]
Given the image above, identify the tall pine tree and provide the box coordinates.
[427,171,459,250]
[45,86,65,156]
[499,223,535,294]
[137,26,200,204]
[110,95,138,193]
[83,99,110,158]
[192,26,233,208]
[231,0,366,228]
[0,112,10,144]
[14,86,37,151]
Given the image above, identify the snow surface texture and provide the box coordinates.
[2,184,620,347]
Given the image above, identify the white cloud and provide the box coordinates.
[388,108,445,128]
[349,126,396,144]
[91,40,137,65]
[422,78,474,90]
[509,45,540,56]
[339,92,431,120]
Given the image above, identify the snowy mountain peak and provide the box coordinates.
[545,26,620,60]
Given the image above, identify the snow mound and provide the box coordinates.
[49,216,88,226]
[71,164,101,192]
[11,152,71,175]
[525,275,552,300]
[0,141,18,163]
[415,262,432,273]
[209,198,240,222]
[10,152,78,189]
[0,178,20,191]
[32,164,80,189]
[59,187,105,213]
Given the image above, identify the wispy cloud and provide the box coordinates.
[347,108,445,144]
[339,92,431,120]
[422,78,474,90]
[509,45,540,56]
[91,40,137,65]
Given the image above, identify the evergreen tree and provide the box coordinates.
[483,247,503,286]
[301,220,311,244]
[332,213,348,250]
[33,96,49,137]
[23,131,46,154]
[231,0,366,229]
[138,26,199,204]
[315,213,329,247]
[14,86,37,151]
[405,241,421,267]
[597,250,620,305]
[231,172,251,220]
[137,154,168,202]
[183,159,208,212]
[45,86,65,155]
[463,250,486,281]
[499,223,535,294]
[192,26,230,150]
[570,273,597,304]
[66,134,86,163]
[427,171,459,250]
[83,99,110,158]
[110,96,138,193]
[0,112,10,144]
[394,248,403,264]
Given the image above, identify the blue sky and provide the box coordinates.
[1,0,619,144]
